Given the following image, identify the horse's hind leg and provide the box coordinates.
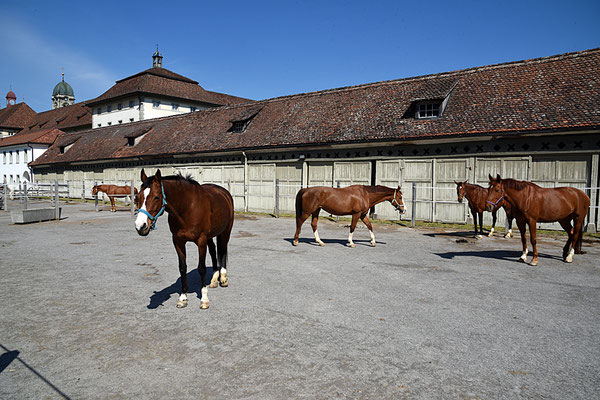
[208,238,220,288]
[311,209,325,246]
[174,238,189,308]
[293,212,310,246]
[110,196,116,212]
[196,236,210,309]
[567,217,585,262]
[528,220,539,266]
[215,227,232,287]
[558,219,574,261]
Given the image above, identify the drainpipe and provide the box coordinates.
[242,151,248,212]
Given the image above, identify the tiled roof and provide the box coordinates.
[0,128,63,148]
[18,103,91,134]
[86,67,252,106]
[32,48,600,167]
[0,103,37,129]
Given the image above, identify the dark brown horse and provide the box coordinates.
[486,174,590,266]
[454,181,514,238]
[92,184,138,212]
[293,185,405,247]
[135,169,234,309]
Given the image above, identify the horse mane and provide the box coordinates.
[502,178,539,191]
[162,173,200,186]
[363,185,395,193]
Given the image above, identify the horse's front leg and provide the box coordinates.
[489,209,497,237]
[311,209,325,246]
[361,214,376,246]
[528,220,539,266]
[516,218,528,263]
[347,214,361,248]
[293,212,310,246]
[504,208,514,239]
[173,238,189,308]
[110,196,116,212]
[196,236,210,309]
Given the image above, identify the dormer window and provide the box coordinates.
[231,120,246,133]
[60,143,74,154]
[416,101,441,119]
[125,126,152,147]
[153,101,160,108]
[171,103,179,110]
[107,105,112,112]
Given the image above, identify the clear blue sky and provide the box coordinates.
[1,0,599,112]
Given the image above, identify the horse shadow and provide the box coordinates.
[434,249,562,262]
[424,231,489,238]
[147,269,215,309]
[284,237,387,247]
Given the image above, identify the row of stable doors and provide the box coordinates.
[57,155,591,228]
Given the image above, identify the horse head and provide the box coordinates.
[454,180,468,203]
[92,185,99,196]
[135,168,167,236]
[392,186,406,214]
[486,174,503,212]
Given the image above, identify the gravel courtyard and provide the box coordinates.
[1,202,599,399]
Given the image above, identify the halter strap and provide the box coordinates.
[138,183,167,230]
[390,189,403,210]
[486,186,504,207]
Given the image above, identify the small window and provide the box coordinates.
[172,103,179,110]
[117,103,122,110]
[16,151,19,164]
[153,101,160,108]
[416,101,441,119]
[231,121,246,133]
[129,100,134,108]
[107,105,112,112]
[24,150,28,163]
[97,107,101,114]
[3,152,6,164]
[107,122,112,126]
[9,152,13,164]
[98,124,102,127]
[118,120,123,124]
[129,118,134,122]
[190,106,197,112]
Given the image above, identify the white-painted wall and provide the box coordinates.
[1,144,47,187]
[92,96,210,128]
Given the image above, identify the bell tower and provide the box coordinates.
[152,46,163,68]
[6,88,16,107]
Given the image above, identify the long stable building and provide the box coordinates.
[30,49,600,231]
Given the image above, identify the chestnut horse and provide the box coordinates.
[454,181,514,238]
[486,174,590,266]
[92,184,138,212]
[135,169,234,309]
[293,185,405,247]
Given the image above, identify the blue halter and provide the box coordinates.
[139,183,167,230]
[486,187,504,207]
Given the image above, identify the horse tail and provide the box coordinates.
[295,188,306,220]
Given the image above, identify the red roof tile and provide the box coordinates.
[18,103,91,134]
[0,102,37,130]
[32,48,600,167]
[0,128,63,148]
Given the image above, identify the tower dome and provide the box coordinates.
[52,73,75,109]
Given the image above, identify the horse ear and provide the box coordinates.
[496,174,501,182]
[488,174,493,181]
[155,169,162,181]
[464,179,468,184]
[141,169,147,182]
[454,180,458,185]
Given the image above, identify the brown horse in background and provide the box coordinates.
[135,169,234,310]
[454,181,513,238]
[486,174,590,266]
[293,185,405,247]
[92,184,138,212]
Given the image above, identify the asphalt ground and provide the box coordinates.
[0,202,599,399]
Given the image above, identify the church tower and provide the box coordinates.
[152,48,163,68]
[52,72,75,109]
[6,89,16,107]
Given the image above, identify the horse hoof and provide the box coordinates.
[519,257,527,263]
[176,300,188,308]
[209,281,218,288]
[348,243,356,248]
[371,242,376,247]
[220,278,229,287]
[504,233,513,239]
[565,255,573,263]
[488,232,494,237]
[200,301,210,309]
[318,242,325,247]
[529,260,538,266]
[293,240,299,246]
[475,235,483,240]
